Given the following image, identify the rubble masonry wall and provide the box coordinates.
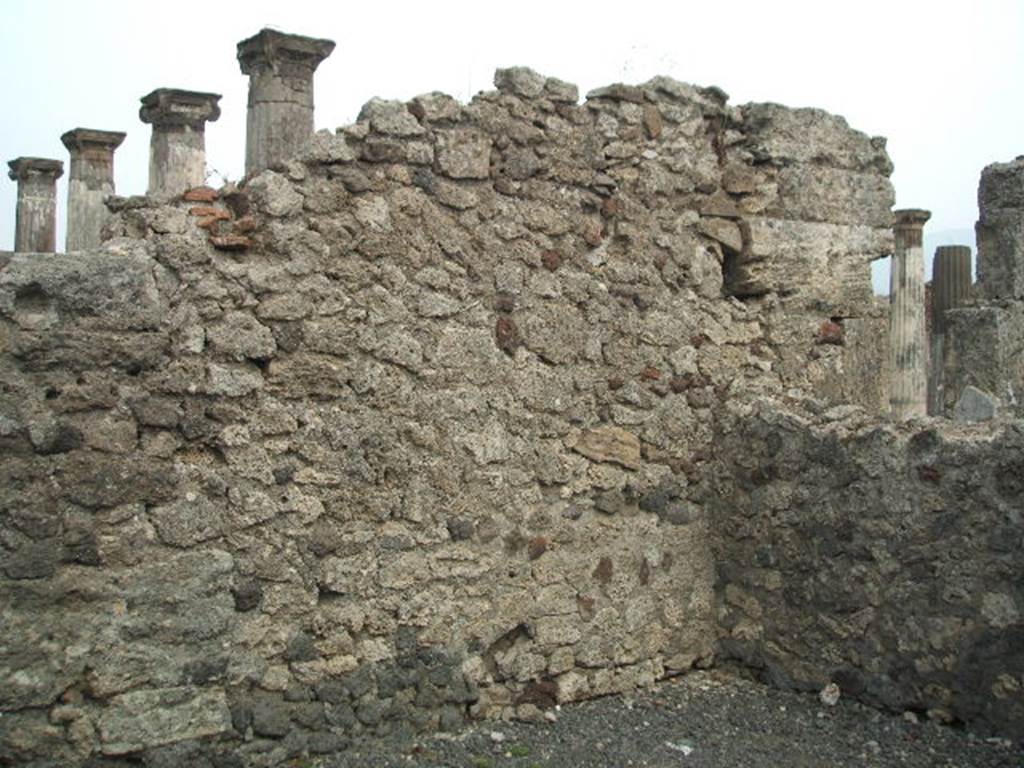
[1,68,1017,765]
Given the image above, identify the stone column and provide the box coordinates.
[7,157,64,253]
[888,208,930,418]
[927,245,972,414]
[60,128,126,250]
[237,29,335,175]
[139,89,221,198]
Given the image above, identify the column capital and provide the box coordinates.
[892,208,931,231]
[7,157,64,182]
[60,128,127,155]
[237,28,335,77]
[139,89,221,131]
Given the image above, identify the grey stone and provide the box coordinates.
[436,129,491,179]
[494,67,547,98]
[207,312,277,361]
[954,385,998,422]
[250,691,292,738]
[358,98,426,137]
[245,171,304,217]
[98,687,231,755]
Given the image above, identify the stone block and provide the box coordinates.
[436,129,491,179]
[953,386,998,422]
[741,102,892,174]
[98,686,231,754]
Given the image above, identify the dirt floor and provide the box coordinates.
[319,669,1023,768]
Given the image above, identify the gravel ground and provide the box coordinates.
[319,669,1023,768]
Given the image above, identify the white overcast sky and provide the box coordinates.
[2,0,1022,290]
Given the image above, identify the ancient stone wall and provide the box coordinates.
[0,65,982,767]
[706,401,1024,739]
[943,157,1024,416]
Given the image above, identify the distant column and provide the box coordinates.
[139,89,221,198]
[888,208,931,419]
[7,157,64,253]
[60,128,126,250]
[237,29,335,175]
[927,245,972,414]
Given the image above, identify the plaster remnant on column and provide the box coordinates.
[60,128,126,251]
[237,28,335,175]
[7,157,64,253]
[888,208,930,419]
[139,88,221,199]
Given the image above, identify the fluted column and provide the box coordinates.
[237,28,335,175]
[60,128,126,250]
[7,157,64,253]
[139,89,221,198]
[927,246,972,414]
[888,208,930,418]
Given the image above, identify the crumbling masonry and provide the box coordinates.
[1,29,1021,767]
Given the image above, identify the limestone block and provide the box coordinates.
[0,248,167,331]
[768,164,895,227]
[953,385,998,423]
[246,170,304,217]
[358,98,426,137]
[570,425,641,470]
[741,102,893,174]
[436,129,491,179]
[98,687,231,755]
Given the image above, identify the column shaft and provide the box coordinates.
[927,246,973,414]
[888,209,930,418]
[139,89,221,198]
[7,158,64,253]
[61,128,126,250]
[237,29,335,175]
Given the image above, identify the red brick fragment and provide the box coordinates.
[527,536,548,560]
[210,235,252,251]
[495,315,521,356]
[233,216,259,234]
[183,186,218,203]
[641,366,661,381]
[541,249,562,271]
[189,206,230,220]
[816,320,845,345]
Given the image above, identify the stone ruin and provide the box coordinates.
[1,28,1021,767]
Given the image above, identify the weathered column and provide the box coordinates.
[60,128,126,250]
[237,29,335,175]
[139,89,221,198]
[7,157,64,253]
[927,245,972,414]
[888,208,930,418]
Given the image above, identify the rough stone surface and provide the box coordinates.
[954,385,999,422]
[2,65,1021,767]
[706,402,1024,741]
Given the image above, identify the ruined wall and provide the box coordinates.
[2,68,899,766]
[944,157,1024,414]
[706,401,1024,739]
